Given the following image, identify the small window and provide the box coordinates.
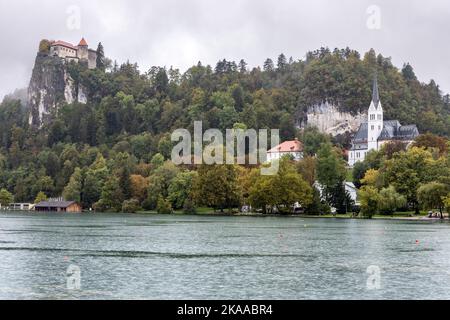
[371,125,375,131]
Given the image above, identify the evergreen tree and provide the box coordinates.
[34,191,48,204]
[82,170,102,208]
[95,176,124,212]
[238,59,247,73]
[402,63,417,81]
[96,42,105,71]
[263,58,274,72]
[316,143,348,212]
[277,53,287,70]
[63,167,83,203]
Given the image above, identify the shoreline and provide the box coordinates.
[1,210,448,222]
[135,210,450,222]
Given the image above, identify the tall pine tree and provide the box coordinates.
[96,42,105,71]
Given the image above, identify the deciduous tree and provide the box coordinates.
[417,182,448,219]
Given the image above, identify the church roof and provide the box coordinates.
[78,38,88,47]
[352,121,419,145]
[372,74,380,107]
[352,123,368,143]
[383,120,401,127]
[395,125,420,140]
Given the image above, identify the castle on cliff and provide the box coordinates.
[27,38,98,127]
[49,38,97,69]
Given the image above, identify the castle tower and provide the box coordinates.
[77,37,89,61]
[367,75,383,151]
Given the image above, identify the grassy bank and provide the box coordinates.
[137,208,448,221]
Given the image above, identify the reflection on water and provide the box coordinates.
[0,211,450,300]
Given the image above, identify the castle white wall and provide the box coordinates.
[77,47,88,60]
[50,45,77,58]
[50,43,97,69]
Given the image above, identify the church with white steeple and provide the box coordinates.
[348,75,419,167]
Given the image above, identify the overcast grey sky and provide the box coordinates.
[0,0,449,100]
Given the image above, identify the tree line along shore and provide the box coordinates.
[0,46,449,217]
[1,133,449,219]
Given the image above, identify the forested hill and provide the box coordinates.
[3,47,450,143]
[0,46,449,203]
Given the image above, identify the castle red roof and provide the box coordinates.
[267,139,303,153]
[51,40,77,50]
[78,38,88,46]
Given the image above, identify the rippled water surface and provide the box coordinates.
[1,211,450,299]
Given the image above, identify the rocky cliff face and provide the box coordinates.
[28,53,87,127]
[300,102,366,136]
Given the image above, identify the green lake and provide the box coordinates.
[1,211,449,299]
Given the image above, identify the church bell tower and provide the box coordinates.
[367,75,383,151]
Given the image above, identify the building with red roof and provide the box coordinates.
[49,38,97,69]
[78,37,88,47]
[266,138,304,162]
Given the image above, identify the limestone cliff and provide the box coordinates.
[28,53,87,127]
[300,102,366,136]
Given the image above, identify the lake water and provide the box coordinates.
[1,211,450,300]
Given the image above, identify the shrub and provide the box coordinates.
[39,39,51,54]
[304,188,331,215]
[122,199,141,213]
[378,186,407,215]
[417,182,448,218]
[34,191,48,204]
[443,194,450,214]
[93,200,107,212]
[156,196,173,214]
[182,198,197,214]
[0,188,14,207]
[359,186,380,218]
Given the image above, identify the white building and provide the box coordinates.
[314,181,358,204]
[267,139,303,162]
[0,203,34,211]
[348,76,419,167]
[49,38,97,69]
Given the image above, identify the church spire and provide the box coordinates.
[372,74,380,107]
